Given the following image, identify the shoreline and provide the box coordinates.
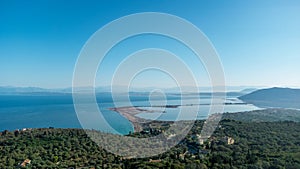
[109,107,152,132]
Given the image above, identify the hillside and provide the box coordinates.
[239,87,300,109]
[1,119,300,168]
[222,108,300,122]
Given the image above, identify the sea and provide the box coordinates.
[0,93,259,135]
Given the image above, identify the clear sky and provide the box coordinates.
[0,0,300,88]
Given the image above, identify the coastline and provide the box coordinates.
[109,107,152,132]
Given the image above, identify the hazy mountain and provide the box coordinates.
[239,87,300,109]
[239,88,258,94]
[0,85,262,95]
[0,86,47,93]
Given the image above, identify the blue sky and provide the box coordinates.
[0,0,300,88]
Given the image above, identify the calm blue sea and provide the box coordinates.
[0,93,259,135]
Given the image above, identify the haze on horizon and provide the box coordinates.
[1,0,300,89]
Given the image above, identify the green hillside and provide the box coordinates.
[239,87,300,109]
[1,114,300,168]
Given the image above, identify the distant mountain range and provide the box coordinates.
[1,86,300,109]
[0,86,259,95]
[239,87,300,109]
[0,86,70,95]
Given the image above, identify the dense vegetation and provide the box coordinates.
[1,115,300,168]
[222,108,300,122]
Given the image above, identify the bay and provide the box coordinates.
[0,93,260,135]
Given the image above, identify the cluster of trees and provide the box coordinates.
[222,108,300,122]
[0,118,299,168]
[205,120,300,168]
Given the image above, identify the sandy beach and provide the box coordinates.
[109,107,152,132]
